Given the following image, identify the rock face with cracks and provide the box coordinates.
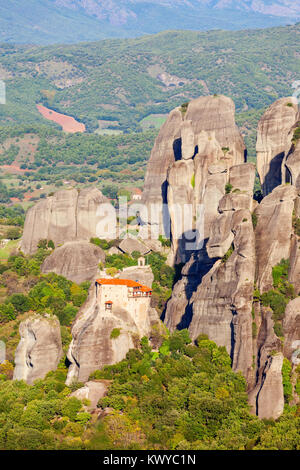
[13,315,63,385]
[41,241,105,284]
[255,184,297,293]
[256,97,299,196]
[142,95,246,248]
[21,188,109,255]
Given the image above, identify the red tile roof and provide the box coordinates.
[96,278,151,292]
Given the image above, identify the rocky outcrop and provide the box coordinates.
[118,265,154,288]
[142,95,246,245]
[41,241,105,284]
[164,251,212,331]
[288,234,300,295]
[66,282,158,384]
[190,208,255,383]
[184,95,246,166]
[248,305,282,418]
[255,353,285,420]
[118,238,150,256]
[284,140,300,189]
[165,162,256,382]
[71,381,108,409]
[142,107,183,209]
[255,184,297,293]
[21,188,109,254]
[283,297,300,362]
[256,97,299,196]
[13,315,63,385]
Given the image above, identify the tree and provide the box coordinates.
[0,303,16,322]
[8,293,31,314]
[6,227,21,240]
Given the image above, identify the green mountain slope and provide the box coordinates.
[0,23,299,158]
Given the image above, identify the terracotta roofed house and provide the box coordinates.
[95,278,152,319]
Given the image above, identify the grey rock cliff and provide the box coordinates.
[256,97,299,196]
[21,188,109,254]
[255,184,297,293]
[189,207,255,383]
[41,240,105,284]
[283,297,300,362]
[118,265,154,288]
[255,353,285,420]
[142,95,246,244]
[13,315,63,385]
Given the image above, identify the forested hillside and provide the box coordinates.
[0,23,299,159]
[0,126,156,204]
[0,329,299,450]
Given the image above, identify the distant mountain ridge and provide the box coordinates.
[0,0,299,44]
[54,0,300,22]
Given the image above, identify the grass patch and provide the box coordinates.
[0,239,19,260]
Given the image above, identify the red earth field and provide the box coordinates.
[36,104,86,133]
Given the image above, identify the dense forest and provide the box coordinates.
[0,126,157,203]
[0,328,299,450]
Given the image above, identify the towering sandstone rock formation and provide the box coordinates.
[21,188,109,254]
[142,95,246,258]
[13,315,63,385]
[256,97,299,196]
[145,94,300,420]
[255,184,298,293]
[142,96,246,264]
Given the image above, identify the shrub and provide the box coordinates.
[282,358,293,403]
[252,212,258,229]
[58,304,78,326]
[61,397,82,421]
[0,303,16,322]
[47,240,55,250]
[191,173,195,188]
[106,267,119,277]
[169,329,191,352]
[292,126,300,143]
[225,183,233,194]
[293,216,300,236]
[90,238,110,250]
[273,322,283,338]
[180,102,189,114]
[272,259,289,288]
[222,244,234,263]
[261,290,288,321]
[8,293,31,314]
[110,328,121,339]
